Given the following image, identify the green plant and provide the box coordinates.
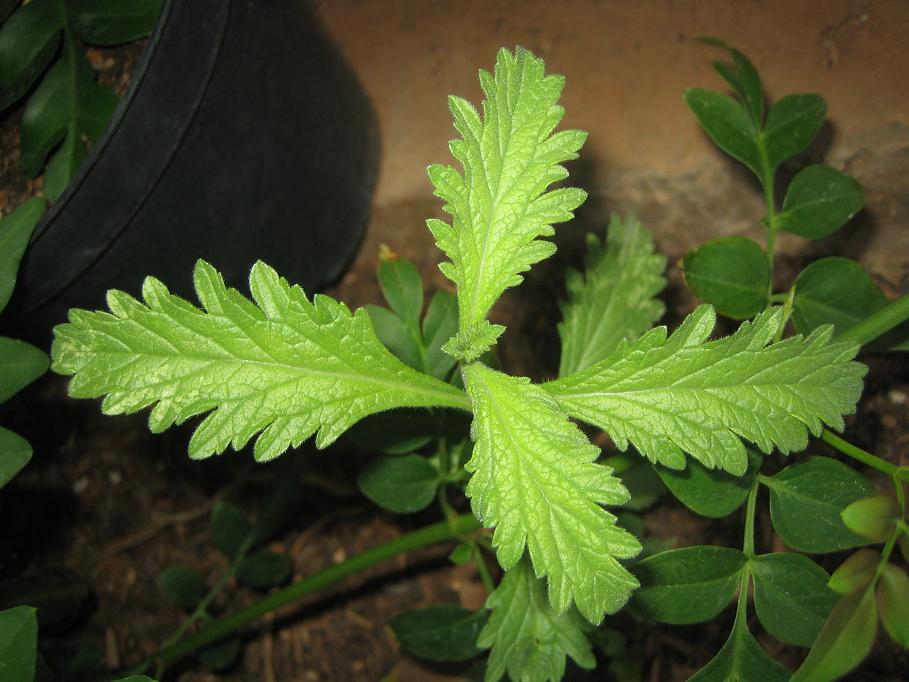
[0,0,162,201]
[42,45,908,681]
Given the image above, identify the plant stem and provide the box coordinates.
[834,292,909,348]
[743,477,759,557]
[758,142,778,296]
[820,430,897,476]
[133,514,481,675]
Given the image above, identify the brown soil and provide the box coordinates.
[2,2,908,681]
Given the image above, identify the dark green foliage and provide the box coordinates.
[390,605,489,662]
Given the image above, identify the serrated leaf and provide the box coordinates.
[210,501,252,558]
[546,306,865,475]
[464,362,640,623]
[51,260,469,462]
[684,88,761,178]
[877,563,909,647]
[428,47,587,359]
[682,237,769,320]
[158,566,205,611]
[793,257,909,352]
[479,556,595,682]
[690,599,791,682]
[762,94,826,170]
[841,495,899,542]
[0,337,49,403]
[0,427,32,490]
[656,448,761,518]
[558,214,666,376]
[390,604,488,663]
[67,0,162,46]
[0,0,62,110]
[357,454,439,513]
[777,165,863,239]
[236,551,292,590]
[0,197,46,313]
[422,289,459,379]
[750,553,838,647]
[377,256,423,327]
[792,587,877,682]
[0,606,37,682]
[828,549,878,595]
[631,546,746,624]
[764,456,875,553]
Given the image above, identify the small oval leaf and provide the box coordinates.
[210,501,253,558]
[684,88,761,177]
[390,604,488,662]
[656,448,760,518]
[377,256,424,327]
[236,551,292,591]
[357,455,439,514]
[828,549,879,595]
[841,495,899,542]
[877,563,909,648]
[682,237,769,319]
[777,165,863,239]
[158,566,206,611]
[762,94,826,170]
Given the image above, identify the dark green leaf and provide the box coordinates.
[682,237,769,319]
[617,458,666,511]
[43,125,88,201]
[67,0,162,46]
[0,606,37,682]
[0,0,16,22]
[0,0,62,110]
[690,603,791,682]
[656,448,760,518]
[236,551,292,590]
[78,80,118,141]
[764,456,874,553]
[792,587,877,682]
[377,256,423,327]
[198,637,242,671]
[778,165,863,239]
[448,543,473,566]
[684,88,761,177]
[0,567,89,626]
[750,553,838,647]
[248,459,307,546]
[0,427,31,490]
[702,38,764,124]
[631,546,746,624]
[390,604,488,662]
[792,257,909,352]
[366,305,422,370]
[877,563,909,647]
[158,566,205,611]
[422,289,458,379]
[841,495,899,542]
[762,94,826,170]
[0,197,46,312]
[345,408,436,455]
[0,337,49,403]
[900,535,909,564]
[828,549,878,595]
[111,677,157,682]
[357,454,439,513]
[210,501,252,558]
[20,43,93,177]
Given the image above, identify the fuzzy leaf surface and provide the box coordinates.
[546,305,865,474]
[464,362,640,624]
[51,260,468,462]
[559,214,666,376]
[428,47,587,359]
[479,556,595,682]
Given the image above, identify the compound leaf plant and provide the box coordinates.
[46,46,909,681]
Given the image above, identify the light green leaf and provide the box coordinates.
[390,604,488,662]
[777,165,863,239]
[682,236,769,320]
[764,456,875,553]
[0,337,49,403]
[828,549,878,595]
[479,556,595,682]
[690,599,791,682]
[422,289,458,379]
[762,94,826,170]
[792,257,909,352]
[656,448,761,518]
[428,47,587,360]
[683,87,761,177]
[377,256,423,328]
[67,0,163,46]
[464,362,640,623]
[0,197,46,313]
[357,454,439,513]
[558,214,666,376]
[792,587,877,682]
[546,306,865,475]
[0,606,37,682]
[0,0,62,110]
[631,546,746,624]
[877,563,909,648]
[0,427,32,490]
[841,495,899,543]
[51,260,468,462]
[750,553,838,647]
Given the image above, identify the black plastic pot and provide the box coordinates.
[6,0,377,343]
